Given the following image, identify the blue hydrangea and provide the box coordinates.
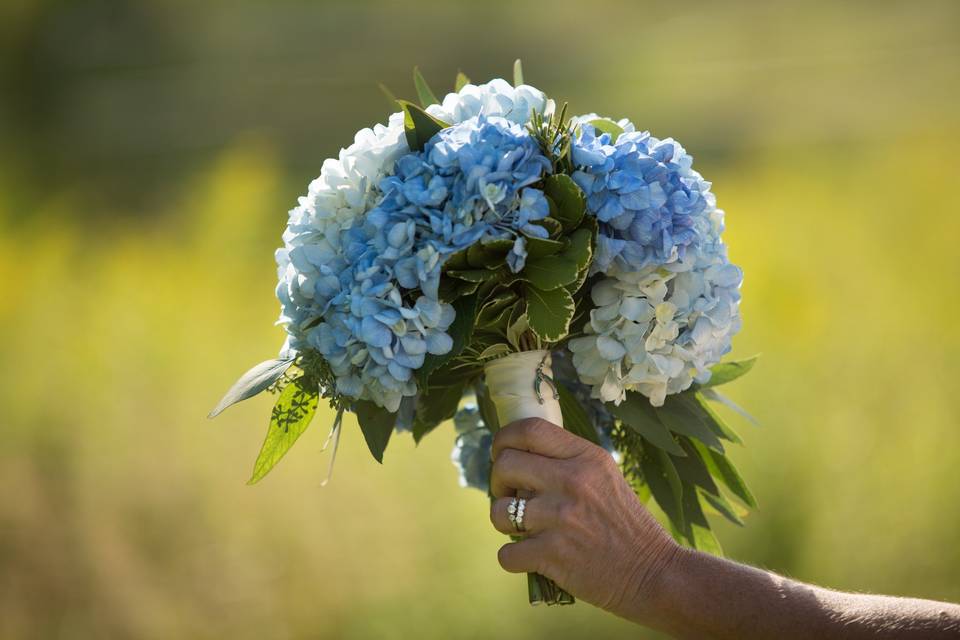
[278,114,552,413]
[571,124,716,275]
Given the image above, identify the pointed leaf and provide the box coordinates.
[354,399,396,463]
[526,285,574,342]
[413,66,440,107]
[693,391,743,443]
[641,444,684,532]
[454,70,471,92]
[378,83,399,110]
[398,100,451,152]
[693,440,758,509]
[512,59,524,86]
[671,437,719,497]
[702,355,759,387]
[248,377,318,483]
[587,118,625,143]
[413,380,466,443]
[209,357,294,418]
[608,392,685,456]
[556,383,600,445]
[700,488,745,527]
[656,394,724,452]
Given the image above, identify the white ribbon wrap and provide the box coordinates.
[483,350,564,429]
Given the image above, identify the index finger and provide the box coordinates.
[492,417,594,461]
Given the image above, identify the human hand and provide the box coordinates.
[489,418,681,620]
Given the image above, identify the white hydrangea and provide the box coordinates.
[568,209,742,406]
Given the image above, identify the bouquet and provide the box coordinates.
[210,62,759,606]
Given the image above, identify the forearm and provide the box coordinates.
[628,547,960,639]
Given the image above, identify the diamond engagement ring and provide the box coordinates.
[508,497,527,532]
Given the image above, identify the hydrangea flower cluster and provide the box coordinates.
[275,81,551,412]
[566,121,742,406]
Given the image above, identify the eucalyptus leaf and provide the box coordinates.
[556,383,600,445]
[398,100,450,152]
[525,284,574,343]
[454,70,471,92]
[543,175,586,232]
[700,388,758,426]
[248,376,319,483]
[608,392,685,456]
[702,355,759,387]
[354,399,395,463]
[413,66,439,107]
[209,357,294,418]
[587,118,625,142]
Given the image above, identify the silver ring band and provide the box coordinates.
[508,497,527,532]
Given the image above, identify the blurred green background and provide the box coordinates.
[2,1,959,638]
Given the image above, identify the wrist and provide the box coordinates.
[620,543,703,633]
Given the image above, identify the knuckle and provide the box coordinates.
[555,500,580,530]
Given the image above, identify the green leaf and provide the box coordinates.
[447,268,497,283]
[209,357,294,418]
[537,216,564,239]
[248,377,319,483]
[477,290,518,328]
[543,174,586,232]
[525,235,565,259]
[475,380,501,432]
[692,391,743,444]
[354,399,395,463]
[557,383,600,445]
[700,488,745,527]
[702,355,759,387]
[505,308,528,351]
[513,59,524,86]
[565,225,594,272]
[454,70,471,92]
[526,284,574,342]
[522,256,579,290]
[671,437,719,497]
[413,381,466,442]
[413,66,440,107]
[641,445,684,532]
[656,394,724,452]
[587,118,625,143]
[608,392,685,456]
[398,100,451,152]
[378,83,399,110]
[478,343,512,360]
[437,276,479,303]
[419,294,477,385]
[693,440,758,509]
[679,483,723,555]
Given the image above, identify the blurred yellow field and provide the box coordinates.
[1,1,958,638]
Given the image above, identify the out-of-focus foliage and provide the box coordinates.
[1,1,958,638]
